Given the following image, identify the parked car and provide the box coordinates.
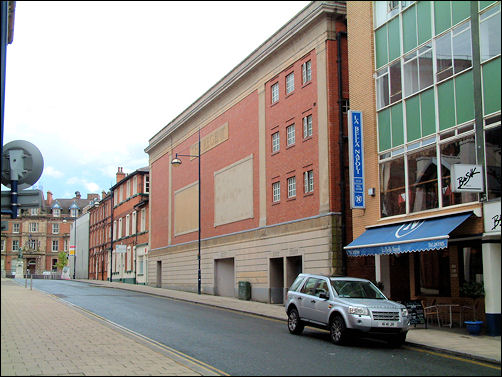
[285,273,410,346]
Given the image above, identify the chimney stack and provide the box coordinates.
[47,191,53,205]
[102,191,107,200]
[116,167,126,183]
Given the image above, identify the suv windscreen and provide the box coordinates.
[330,280,386,299]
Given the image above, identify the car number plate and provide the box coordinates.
[377,321,396,327]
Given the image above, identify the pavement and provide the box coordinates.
[1,278,500,376]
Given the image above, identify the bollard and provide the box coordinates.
[25,272,27,288]
[30,272,33,290]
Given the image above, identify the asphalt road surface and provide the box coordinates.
[21,279,500,376]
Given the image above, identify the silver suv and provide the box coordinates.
[285,274,410,346]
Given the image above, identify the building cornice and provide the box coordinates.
[145,1,346,155]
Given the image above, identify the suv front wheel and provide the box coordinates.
[287,307,304,335]
[330,314,347,345]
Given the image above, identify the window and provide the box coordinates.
[303,115,312,138]
[271,82,279,103]
[480,4,501,62]
[29,239,37,249]
[408,146,438,213]
[118,218,123,239]
[52,240,59,252]
[138,256,144,274]
[144,175,150,194]
[132,211,137,235]
[403,44,433,97]
[287,124,295,146]
[12,240,19,251]
[304,170,314,193]
[286,72,295,94]
[125,214,130,237]
[29,222,38,233]
[380,156,406,217]
[133,175,138,195]
[52,223,60,234]
[436,21,472,82]
[64,239,68,251]
[272,182,281,202]
[140,208,146,232]
[113,220,117,240]
[440,134,477,206]
[1,239,5,252]
[300,277,320,295]
[126,180,131,199]
[120,185,124,202]
[272,132,280,153]
[13,223,20,233]
[302,60,312,84]
[485,125,501,200]
[53,208,60,217]
[287,176,296,198]
[376,60,402,109]
[30,208,38,216]
[71,208,78,218]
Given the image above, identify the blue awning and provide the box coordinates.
[345,213,472,256]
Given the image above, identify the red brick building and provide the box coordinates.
[1,191,98,277]
[146,1,351,302]
[88,167,150,284]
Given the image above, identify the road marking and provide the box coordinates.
[403,346,501,370]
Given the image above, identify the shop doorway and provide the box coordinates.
[270,257,284,304]
[156,260,162,288]
[214,258,235,297]
[286,256,302,289]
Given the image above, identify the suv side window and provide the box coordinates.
[300,277,319,296]
[315,280,329,298]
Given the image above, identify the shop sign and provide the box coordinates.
[348,110,365,209]
[484,200,501,233]
[451,164,484,192]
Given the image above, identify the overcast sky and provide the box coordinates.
[2,1,310,199]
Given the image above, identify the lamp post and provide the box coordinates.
[73,216,77,279]
[171,128,201,295]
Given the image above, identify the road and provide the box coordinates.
[20,279,499,376]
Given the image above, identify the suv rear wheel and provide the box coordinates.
[329,314,347,345]
[287,307,304,335]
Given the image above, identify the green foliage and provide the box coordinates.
[56,251,68,271]
[460,281,485,298]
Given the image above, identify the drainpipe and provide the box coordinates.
[337,30,348,276]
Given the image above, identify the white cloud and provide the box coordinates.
[43,166,64,178]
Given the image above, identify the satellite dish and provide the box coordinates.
[1,140,44,190]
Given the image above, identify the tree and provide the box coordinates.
[56,251,68,271]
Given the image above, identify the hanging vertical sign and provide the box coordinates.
[348,110,365,209]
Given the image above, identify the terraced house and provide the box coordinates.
[145,1,354,303]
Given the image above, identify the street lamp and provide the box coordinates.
[171,128,201,295]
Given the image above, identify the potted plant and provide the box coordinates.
[461,281,484,335]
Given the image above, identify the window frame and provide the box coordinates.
[271,82,279,103]
[272,131,280,153]
[286,72,295,94]
[272,181,281,203]
[302,60,312,84]
[304,170,314,194]
[287,124,296,147]
[287,176,297,198]
[303,115,313,139]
